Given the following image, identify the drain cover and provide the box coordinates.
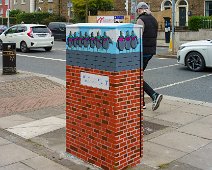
[143,120,168,135]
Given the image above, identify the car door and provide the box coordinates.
[16,26,27,48]
[3,26,17,43]
[207,41,212,66]
[49,23,59,39]
[58,23,66,40]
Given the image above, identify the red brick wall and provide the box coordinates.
[66,65,143,170]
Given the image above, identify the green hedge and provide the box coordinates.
[1,12,67,27]
[189,16,212,31]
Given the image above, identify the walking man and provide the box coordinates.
[136,2,163,111]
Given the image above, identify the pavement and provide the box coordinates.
[1,68,212,170]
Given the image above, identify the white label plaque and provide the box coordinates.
[81,72,109,90]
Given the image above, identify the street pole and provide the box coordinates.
[7,0,10,27]
[172,0,175,54]
[85,0,88,23]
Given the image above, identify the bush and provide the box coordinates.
[188,16,212,31]
[15,12,66,25]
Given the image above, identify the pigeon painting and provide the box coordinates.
[67,31,74,49]
[73,32,78,49]
[102,32,113,52]
[90,32,96,51]
[125,31,131,52]
[131,30,139,50]
[83,32,90,50]
[116,31,125,52]
[95,31,102,51]
[78,31,84,49]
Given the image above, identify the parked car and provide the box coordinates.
[177,40,212,71]
[48,22,70,41]
[0,25,7,34]
[0,24,54,52]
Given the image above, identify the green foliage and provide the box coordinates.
[9,9,23,17]
[188,16,212,31]
[16,12,66,25]
[72,0,114,23]
[1,17,16,26]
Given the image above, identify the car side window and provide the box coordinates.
[17,26,27,33]
[59,24,65,31]
[5,27,17,34]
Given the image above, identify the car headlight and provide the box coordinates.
[179,46,186,50]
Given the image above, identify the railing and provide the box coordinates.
[202,20,212,29]
[158,22,189,31]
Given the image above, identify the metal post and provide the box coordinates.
[85,0,88,23]
[7,0,10,28]
[172,0,175,54]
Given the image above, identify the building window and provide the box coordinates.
[161,0,172,11]
[39,0,44,3]
[179,0,187,5]
[164,1,172,10]
[5,0,9,5]
[14,0,18,5]
[21,0,26,4]
[48,9,53,13]
[205,1,212,16]
[0,0,2,5]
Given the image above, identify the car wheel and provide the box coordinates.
[44,47,52,52]
[20,41,29,53]
[0,40,2,50]
[185,52,205,72]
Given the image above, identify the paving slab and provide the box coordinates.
[19,106,65,120]
[0,115,34,129]
[0,162,34,170]
[178,104,212,116]
[56,113,66,120]
[0,137,11,146]
[141,142,186,168]
[155,110,202,125]
[22,156,70,170]
[157,161,202,170]
[130,163,157,170]
[178,142,212,170]
[31,128,66,153]
[0,143,38,167]
[6,117,65,139]
[178,115,212,139]
[149,131,211,153]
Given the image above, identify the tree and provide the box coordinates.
[72,0,113,22]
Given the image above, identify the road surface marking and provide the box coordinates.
[16,53,66,62]
[146,64,179,71]
[154,74,212,90]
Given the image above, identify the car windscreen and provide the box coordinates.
[32,26,50,33]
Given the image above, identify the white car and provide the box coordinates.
[0,24,54,52]
[177,40,212,71]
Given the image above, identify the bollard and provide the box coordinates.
[66,23,143,170]
[2,43,16,75]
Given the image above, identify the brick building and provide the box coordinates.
[114,0,212,26]
[0,0,9,17]
[35,0,70,19]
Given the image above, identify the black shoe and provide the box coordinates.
[143,105,146,109]
[152,93,163,111]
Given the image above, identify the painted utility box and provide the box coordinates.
[66,23,143,170]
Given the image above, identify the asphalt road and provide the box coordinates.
[0,41,212,103]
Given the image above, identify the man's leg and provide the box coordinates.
[143,56,163,111]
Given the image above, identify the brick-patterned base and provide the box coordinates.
[66,66,143,170]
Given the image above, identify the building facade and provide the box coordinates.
[0,0,10,17]
[35,0,69,18]
[10,0,35,13]
[114,0,212,26]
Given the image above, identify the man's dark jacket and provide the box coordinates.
[138,13,158,55]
